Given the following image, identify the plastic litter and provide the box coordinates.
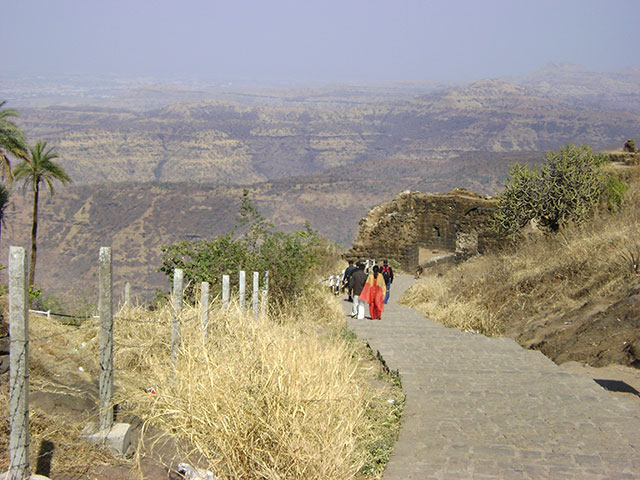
[177,463,220,480]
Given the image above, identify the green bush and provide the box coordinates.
[492,163,541,236]
[493,144,619,235]
[604,176,630,211]
[159,191,329,305]
[159,233,250,300]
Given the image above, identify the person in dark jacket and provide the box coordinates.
[342,259,358,302]
[348,262,368,319]
[381,259,394,304]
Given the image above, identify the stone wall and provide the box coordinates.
[348,188,499,270]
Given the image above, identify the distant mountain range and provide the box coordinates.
[2,64,639,303]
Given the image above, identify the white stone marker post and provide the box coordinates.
[239,270,246,309]
[98,247,114,431]
[9,246,30,480]
[124,281,131,307]
[252,271,259,321]
[201,281,210,340]
[170,269,184,366]
[261,270,269,315]
[222,275,230,308]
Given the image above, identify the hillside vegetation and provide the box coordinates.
[402,161,640,368]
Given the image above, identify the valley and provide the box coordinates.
[1,64,639,304]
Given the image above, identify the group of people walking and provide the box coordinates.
[342,259,394,320]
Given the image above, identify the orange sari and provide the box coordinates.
[359,273,386,319]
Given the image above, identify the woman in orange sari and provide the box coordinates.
[359,265,387,319]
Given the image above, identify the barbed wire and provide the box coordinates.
[114,342,169,349]
[4,266,277,475]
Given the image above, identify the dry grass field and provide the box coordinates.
[0,283,403,479]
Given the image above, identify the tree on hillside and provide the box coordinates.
[493,144,614,235]
[0,100,28,182]
[0,183,10,246]
[14,141,71,287]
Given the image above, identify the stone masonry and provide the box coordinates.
[348,188,498,270]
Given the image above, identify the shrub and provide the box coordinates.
[159,233,250,300]
[159,191,332,305]
[492,163,540,236]
[604,176,630,211]
[493,144,619,235]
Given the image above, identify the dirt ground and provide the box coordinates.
[508,276,640,408]
[515,277,640,367]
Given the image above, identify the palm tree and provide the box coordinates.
[13,141,71,287]
[0,183,9,246]
[0,100,28,182]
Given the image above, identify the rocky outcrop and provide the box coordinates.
[348,188,499,270]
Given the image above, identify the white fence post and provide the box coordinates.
[170,269,184,366]
[124,281,131,307]
[239,270,246,309]
[98,247,114,431]
[252,272,259,321]
[261,270,269,315]
[8,246,30,480]
[201,281,210,340]
[222,275,230,308]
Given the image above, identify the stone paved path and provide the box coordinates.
[345,274,640,479]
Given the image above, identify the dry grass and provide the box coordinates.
[118,304,366,479]
[0,388,128,477]
[0,314,126,477]
[402,167,640,337]
[2,282,402,479]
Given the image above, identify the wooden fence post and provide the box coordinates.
[8,246,30,480]
[252,271,259,321]
[98,247,114,431]
[222,275,230,308]
[239,270,246,309]
[170,269,183,366]
[201,281,210,340]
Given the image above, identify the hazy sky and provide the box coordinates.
[2,0,639,84]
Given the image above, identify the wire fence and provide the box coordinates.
[4,245,271,478]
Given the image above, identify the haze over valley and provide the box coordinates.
[2,0,639,302]
[1,63,639,301]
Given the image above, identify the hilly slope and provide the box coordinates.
[17,78,640,186]
[1,151,543,303]
[516,62,640,113]
[4,68,640,304]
